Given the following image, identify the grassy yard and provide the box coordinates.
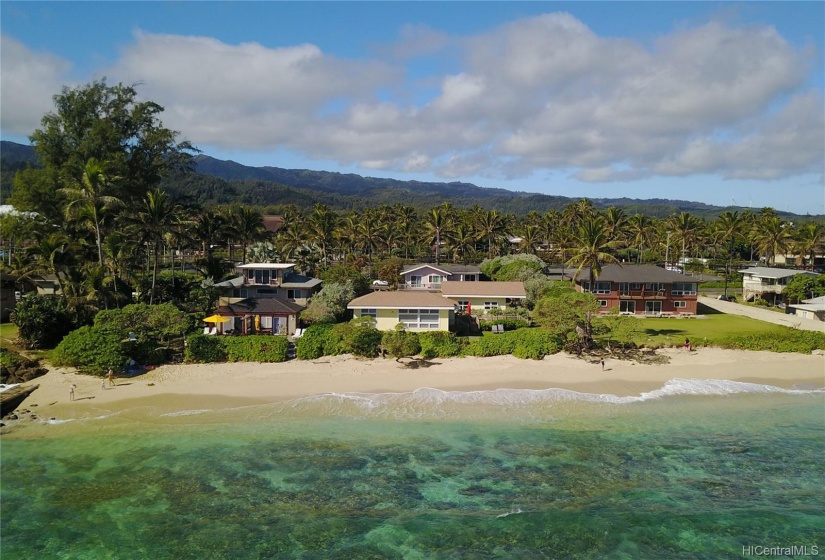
[0,323,19,350]
[596,308,788,349]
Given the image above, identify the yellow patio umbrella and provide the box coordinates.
[203,314,230,323]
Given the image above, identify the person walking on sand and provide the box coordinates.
[600,358,605,371]
[107,367,116,387]
[685,338,691,353]
[69,384,75,401]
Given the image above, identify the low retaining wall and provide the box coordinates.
[698,297,825,333]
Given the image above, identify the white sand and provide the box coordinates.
[14,349,824,420]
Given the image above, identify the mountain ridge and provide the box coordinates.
[1,140,814,218]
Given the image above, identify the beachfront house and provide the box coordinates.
[787,295,825,322]
[439,281,526,315]
[400,264,481,291]
[574,264,699,316]
[347,291,458,332]
[738,267,817,304]
[210,263,322,335]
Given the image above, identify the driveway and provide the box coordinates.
[698,297,825,333]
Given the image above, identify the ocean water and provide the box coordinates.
[2,380,823,559]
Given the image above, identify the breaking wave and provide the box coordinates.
[270,379,823,420]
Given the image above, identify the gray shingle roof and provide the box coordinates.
[215,298,304,315]
[575,264,696,283]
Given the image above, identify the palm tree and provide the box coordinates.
[474,209,507,258]
[714,211,745,298]
[518,224,543,255]
[566,217,620,288]
[140,190,180,305]
[308,204,338,266]
[795,222,825,270]
[58,158,123,266]
[446,223,476,263]
[667,212,702,266]
[27,232,76,303]
[275,222,304,262]
[194,210,226,257]
[628,214,656,264]
[752,215,792,266]
[424,206,450,264]
[230,206,266,264]
[102,231,136,307]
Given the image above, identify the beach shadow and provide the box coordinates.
[73,396,96,401]
[400,358,440,369]
[114,382,134,386]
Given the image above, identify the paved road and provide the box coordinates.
[698,296,825,333]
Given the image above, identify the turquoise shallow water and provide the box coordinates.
[2,381,823,559]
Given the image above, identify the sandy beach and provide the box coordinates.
[10,348,824,421]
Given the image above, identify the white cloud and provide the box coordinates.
[1,14,821,185]
[0,35,72,136]
[106,31,399,149]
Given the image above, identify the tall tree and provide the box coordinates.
[58,158,123,266]
[22,80,197,209]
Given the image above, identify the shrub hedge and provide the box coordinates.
[53,326,127,374]
[222,335,289,362]
[418,332,465,358]
[512,329,563,360]
[184,334,290,363]
[295,323,337,360]
[714,330,825,353]
[185,334,227,363]
[381,328,421,359]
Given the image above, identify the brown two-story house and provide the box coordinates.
[575,264,698,316]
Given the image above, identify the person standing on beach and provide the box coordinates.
[107,368,116,387]
[69,384,75,401]
[600,358,605,371]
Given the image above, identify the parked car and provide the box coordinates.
[718,295,736,302]
[372,280,389,286]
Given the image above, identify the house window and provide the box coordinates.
[253,269,270,285]
[428,275,444,286]
[645,301,662,315]
[594,282,611,294]
[257,288,276,295]
[361,309,377,319]
[671,283,696,296]
[409,275,422,288]
[620,301,636,314]
[465,275,476,281]
[598,300,608,307]
[674,301,687,309]
[645,282,665,291]
[260,316,273,329]
[398,309,440,329]
[484,301,499,311]
[287,289,303,299]
[232,288,248,298]
[631,283,641,290]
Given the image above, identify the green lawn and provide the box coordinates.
[0,323,19,349]
[596,308,788,349]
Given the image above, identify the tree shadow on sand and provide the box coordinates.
[397,358,440,369]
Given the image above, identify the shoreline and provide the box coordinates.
[7,349,823,424]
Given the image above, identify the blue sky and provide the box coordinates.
[2,2,823,214]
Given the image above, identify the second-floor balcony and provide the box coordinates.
[245,272,282,287]
[403,281,442,291]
